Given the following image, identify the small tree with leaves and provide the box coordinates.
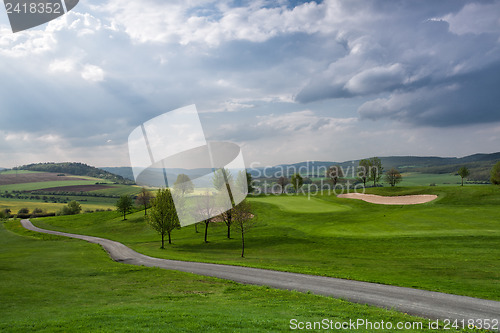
[173,174,194,196]
[491,161,500,185]
[116,195,133,220]
[291,173,303,193]
[232,199,255,258]
[457,166,470,186]
[385,168,402,187]
[147,188,180,249]
[368,157,383,187]
[135,187,153,215]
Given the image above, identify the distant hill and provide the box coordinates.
[100,167,135,181]
[14,162,135,184]
[249,152,500,182]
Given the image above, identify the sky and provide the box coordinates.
[0,0,499,168]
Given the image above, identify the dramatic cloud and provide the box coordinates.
[0,0,499,167]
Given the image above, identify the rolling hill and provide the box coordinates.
[13,162,134,185]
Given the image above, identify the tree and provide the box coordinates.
[116,195,133,220]
[357,159,370,186]
[232,199,255,258]
[147,188,180,249]
[67,201,82,214]
[368,157,383,187]
[457,166,470,186]
[277,176,289,194]
[194,191,217,243]
[17,207,29,215]
[385,168,402,187]
[235,170,253,194]
[291,173,303,193]
[173,174,194,196]
[491,161,500,185]
[56,201,82,216]
[135,187,153,215]
[326,165,344,186]
[213,168,234,192]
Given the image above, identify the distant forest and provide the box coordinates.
[14,162,135,185]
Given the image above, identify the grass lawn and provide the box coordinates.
[398,173,461,186]
[33,185,500,302]
[1,220,447,332]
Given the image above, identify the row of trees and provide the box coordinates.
[115,170,256,257]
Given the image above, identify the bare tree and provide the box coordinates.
[385,168,402,187]
[193,191,217,243]
[277,176,289,194]
[135,187,153,215]
[326,165,344,186]
[232,199,255,257]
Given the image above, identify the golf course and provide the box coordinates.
[2,183,499,331]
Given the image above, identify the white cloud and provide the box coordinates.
[81,64,105,82]
[440,2,500,35]
[49,59,76,73]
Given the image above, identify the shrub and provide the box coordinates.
[56,201,82,216]
[17,208,29,215]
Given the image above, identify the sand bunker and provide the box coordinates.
[337,193,437,205]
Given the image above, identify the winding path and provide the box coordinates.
[21,219,500,323]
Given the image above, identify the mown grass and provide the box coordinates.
[2,220,452,332]
[399,172,461,186]
[34,185,500,301]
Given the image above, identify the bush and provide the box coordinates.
[56,201,82,216]
[17,208,29,215]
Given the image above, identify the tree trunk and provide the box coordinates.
[461,177,464,186]
[123,211,126,220]
[161,233,164,249]
[204,220,209,243]
[144,205,147,215]
[241,229,245,258]
[195,223,199,233]
[168,231,172,244]
[227,211,232,239]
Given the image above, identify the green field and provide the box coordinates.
[399,172,462,186]
[0,180,107,192]
[1,220,447,332]
[32,185,500,302]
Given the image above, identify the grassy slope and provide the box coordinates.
[34,186,500,301]
[0,180,104,192]
[1,220,443,332]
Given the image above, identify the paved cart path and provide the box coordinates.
[21,219,500,323]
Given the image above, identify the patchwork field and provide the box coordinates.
[0,170,141,213]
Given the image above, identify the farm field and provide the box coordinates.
[32,185,500,301]
[0,170,142,213]
[1,220,440,332]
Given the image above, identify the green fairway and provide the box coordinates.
[1,220,444,332]
[32,185,500,302]
[398,172,462,186]
[251,195,351,213]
